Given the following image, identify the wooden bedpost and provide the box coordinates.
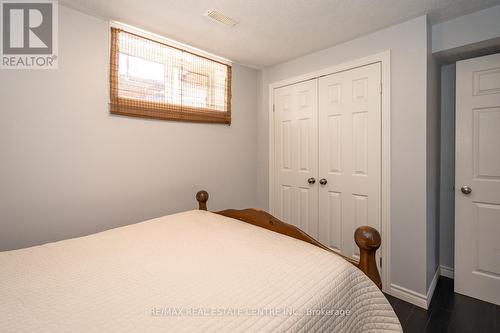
[355,226,382,289]
[196,190,209,210]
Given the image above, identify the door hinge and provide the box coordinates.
[379,257,382,268]
[273,104,275,112]
[380,83,383,94]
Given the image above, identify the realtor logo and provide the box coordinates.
[1,0,58,69]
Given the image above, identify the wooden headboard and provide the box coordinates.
[195,190,382,289]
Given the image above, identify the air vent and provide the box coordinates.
[204,9,238,28]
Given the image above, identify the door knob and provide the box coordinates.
[461,185,472,195]
[319,178,328,185]
[307,177,316,185]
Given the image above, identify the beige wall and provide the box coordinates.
[0,5,259,251]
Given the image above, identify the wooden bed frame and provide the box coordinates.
[196,190,382,289]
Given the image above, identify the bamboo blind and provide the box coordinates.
[110,28,232,124]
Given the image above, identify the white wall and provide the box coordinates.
[257,16,432,295]
[432,5,500,54]
[426,19,440,290]
[0,5,259,251]
[439,64,456,273]
[433,5,500,278]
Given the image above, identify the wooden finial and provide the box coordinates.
[196,190,209,210]
[355,226,382,289]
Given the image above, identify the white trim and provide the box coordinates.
[268,50,392,292]
[440,265,455,279]
[268,51,389,89]
[427,268,440,307]
[379,51,391,294]
[109,21,232,65]
[390,284,428,309]
[268,84,276,215]
[389,268,439,310]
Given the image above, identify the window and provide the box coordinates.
[110,28,232,124]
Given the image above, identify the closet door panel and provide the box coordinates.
[273,79,319,238]
[318,63,381,261]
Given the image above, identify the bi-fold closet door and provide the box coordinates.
[273,63,382,262]
[273,79,319,237]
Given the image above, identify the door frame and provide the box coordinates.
[268,50,392,292]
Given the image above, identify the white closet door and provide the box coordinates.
[318,63,381,260]
[455,53,500,305]
[273,79,319,237]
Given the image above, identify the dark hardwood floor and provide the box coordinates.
[384,277,500,333]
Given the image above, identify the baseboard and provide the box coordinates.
[389,268,439,310]
[440,265,454,279]
[426,268,439,307]
[390,284,428,309]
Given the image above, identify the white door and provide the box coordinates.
[455,53,500,305]
[318,63,382,262]
[273,79,319,237]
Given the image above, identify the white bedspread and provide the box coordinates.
[0,210,401,332]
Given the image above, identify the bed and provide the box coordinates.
[0,191,401,332]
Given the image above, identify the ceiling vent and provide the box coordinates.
[204,9,238,28]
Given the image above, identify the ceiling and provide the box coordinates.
[60,0,500,68]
